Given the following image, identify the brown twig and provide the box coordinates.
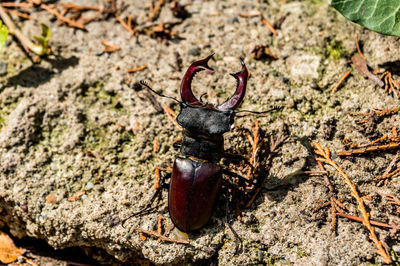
[127,65,148,73]
[26,0,41,5]
[153,139,161,153]
[134,228,190,244]
[379,71,400,97]
[157,216,163,235]
[154,166,161,190]
[41,4,85,29]
[100,40,120,53]
[337,212,399,231]
[67,191,85,201]
[1,2,33,8]
[313,142,392,264]
[246,188,260,208]
[0,5,43,54]
[3,8,35,20]
[115,14,135,36]
[374,152,400,181]
[338,142,400,156]
[331,70,351,94]
[147,0,166,22]
[261,18,277,36]
[162,104,181,129]
[59,3,102,12]
[239,13,261,18]
[355,33,365,59]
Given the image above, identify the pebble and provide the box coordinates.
[0,62,7,76]
[86,182,94,190]
[188,48,201,56]
[226,17,239,24]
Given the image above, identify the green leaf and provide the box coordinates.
[33,23,51,55]
[0,20,8,51]
[332,0,400,37]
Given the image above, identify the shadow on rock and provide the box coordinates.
[379,60,400,75]
[4,55,79,88]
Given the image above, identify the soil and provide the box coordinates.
[0,0,399,265]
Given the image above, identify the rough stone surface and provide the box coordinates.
[0,0,399,265]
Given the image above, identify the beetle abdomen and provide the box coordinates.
[169,157,222,232]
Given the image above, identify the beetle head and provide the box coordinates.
[180,53,248,111]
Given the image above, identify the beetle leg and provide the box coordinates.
[222,169,256,185]
[121,172,171,227]
[225,189,242,254]
[222,153,252,166]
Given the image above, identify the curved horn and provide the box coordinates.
[180,53,214,106]
[217,58,248,111]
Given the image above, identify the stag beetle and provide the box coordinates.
[124,53,279,251]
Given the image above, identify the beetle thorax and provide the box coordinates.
[176,104,234,136]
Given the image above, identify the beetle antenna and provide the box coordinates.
[235,105,283,116]
[139,80,182,104]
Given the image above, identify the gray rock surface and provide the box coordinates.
[0,0,399,264]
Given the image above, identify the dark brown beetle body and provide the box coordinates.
[168,53,248,232]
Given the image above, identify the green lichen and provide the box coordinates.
[325,40,349,60]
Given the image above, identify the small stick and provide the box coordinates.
[239,13,261,18]
[314,201,331,211]
[41,4,85,29]
[153,139,161,153]
[261,18,277,36]
[374,167,400,181]
[115,14,135,36]
[26,0,41,5]
[162,104,181,129]
[338,142,400,156]
[314,142,392,264]
[331,198,337,230]
[128,15,132,30]
[3,8,35,20]
[0,5,43,54]
[337,212,399,230]
[134,228,190,244]
[147,0,166,22]
[359,135,387,148]
[77,8,104,25]
[316,160,334,192]
[331,70,351,94]
[154,166,161,190]
[144,91,163,113]
[374,152,399,181]
[59,3,102,11]
[127,65,147,73]
[157,216,163,235]
[355,33,365,59]
[1,2,33,8]
[246,188,260,208]
[100,40,120,53]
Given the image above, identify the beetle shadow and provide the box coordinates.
[379,60,400,75]
[3,55,79,90]
[246,132,319,207]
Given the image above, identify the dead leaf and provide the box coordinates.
[352,54,384,87]
[0,231,25,264]
[68,191,85,201]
